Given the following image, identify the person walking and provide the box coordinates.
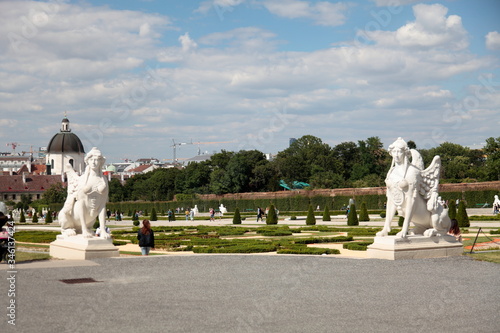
[137,219,155,256]
[168,209,173,222]
[257,207,263,222]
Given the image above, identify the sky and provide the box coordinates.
[0,0,499,163]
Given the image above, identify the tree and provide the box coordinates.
[266,204,278,225]
[359,202,370,221]
[32,211,38,223]
[456,201,470,227]
[484,137,500,180]
[322,206,331,221]
[41,183,67,204]
[347,204,358,226]
[233,208,242,224]
[150,207,158,221]
[306,204,316,225]
[19,210,26,223]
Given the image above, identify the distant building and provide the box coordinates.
[0,174,64,202]
[45,116,85,175]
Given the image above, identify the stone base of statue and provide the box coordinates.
[367,235,463,260]
[50,234,120,260]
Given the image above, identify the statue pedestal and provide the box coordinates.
[367,235,463,260]
[50,235,120,260]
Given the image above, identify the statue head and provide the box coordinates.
[388,137,411,164]
[85,147,106,172]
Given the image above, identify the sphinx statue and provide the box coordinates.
[377,138,451,238]
[58,147,110,239]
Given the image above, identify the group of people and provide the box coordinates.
[256,206,279,222]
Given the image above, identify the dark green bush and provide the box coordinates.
[398,216,404,227]
[323,206,331,221]
[150,208,158,221]
[448,200,457,219]
[233,208,242,224]
[20,210,26,223]
[133,220,140,226]
[290,215,297,220]
[277,246,339,255]
[380,211,386,218]
[14,230,58,243]
[306,205,316,225]
[490,228,500,235]
[294,236,352,244]
[343,241,373,251]
[358,202,370,222]
[456,201,470,227]
[266,205,278,225]
[32,211,38,223]
[347,204,358,226]
[45,210,53,223]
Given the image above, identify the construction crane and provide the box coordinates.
[6,142,34,155]
[170,139,232,164]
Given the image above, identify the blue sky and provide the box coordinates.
[0,0,499,163]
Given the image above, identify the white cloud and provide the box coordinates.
[179,32,198,52]
[366,3,468,50]
[195,0,246,14]
[486,31,500,50]
[262,0,348,26]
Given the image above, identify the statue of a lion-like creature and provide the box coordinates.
[58,147,110,239]
[377,138,451,239]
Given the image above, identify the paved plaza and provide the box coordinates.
[2,254,500,333]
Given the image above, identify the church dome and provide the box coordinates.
[47,117,85,154]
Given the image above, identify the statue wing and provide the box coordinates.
[65,165,81,196]
[419,155,441,200]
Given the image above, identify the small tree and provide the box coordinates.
[45,210,53,223]
[398,216,404,227]
[322,206,331,221]
[150,207,158,221]
[266,205,278,225]
[306,204,316,225]
[448,200,457,220]
[347,204,358,226]
[359,202,370,222]
[19,210,26,223]
[233,207,242,224]
[32,211,38,223]
[456,201,470,227]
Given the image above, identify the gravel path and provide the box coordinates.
[2,255,499,332]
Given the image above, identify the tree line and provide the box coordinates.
[103,135,500,202]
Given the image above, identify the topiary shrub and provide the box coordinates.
[398,216,404,227]
[45,210,53,223]
[20,210,26,223]
[306,205,316,225]
[233,207,242,224]
[448,200,457,219]
[32,211,38,223]
[456,201,470,227]
[322,206,331,221]
[266,205,278,225]
[359,202,370,222]
[150,207,158,221]
[290,215,297,220]
[347,204,358,226]
[133,220,140,227]
[380,211,386,218]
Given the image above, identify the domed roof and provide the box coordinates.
[47,132,85,154]
[47,116,85,154]
[106,164,116,172]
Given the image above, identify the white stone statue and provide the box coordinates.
[58,147,110,239]
[0,201,6,214]
[377,137,451,238]
[219,204,227,215]
[193,205,199,215]
[493,195,500,214]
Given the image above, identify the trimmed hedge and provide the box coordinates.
[358,202,370,222]
[306,205,316,225]
[343,241,373,251]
